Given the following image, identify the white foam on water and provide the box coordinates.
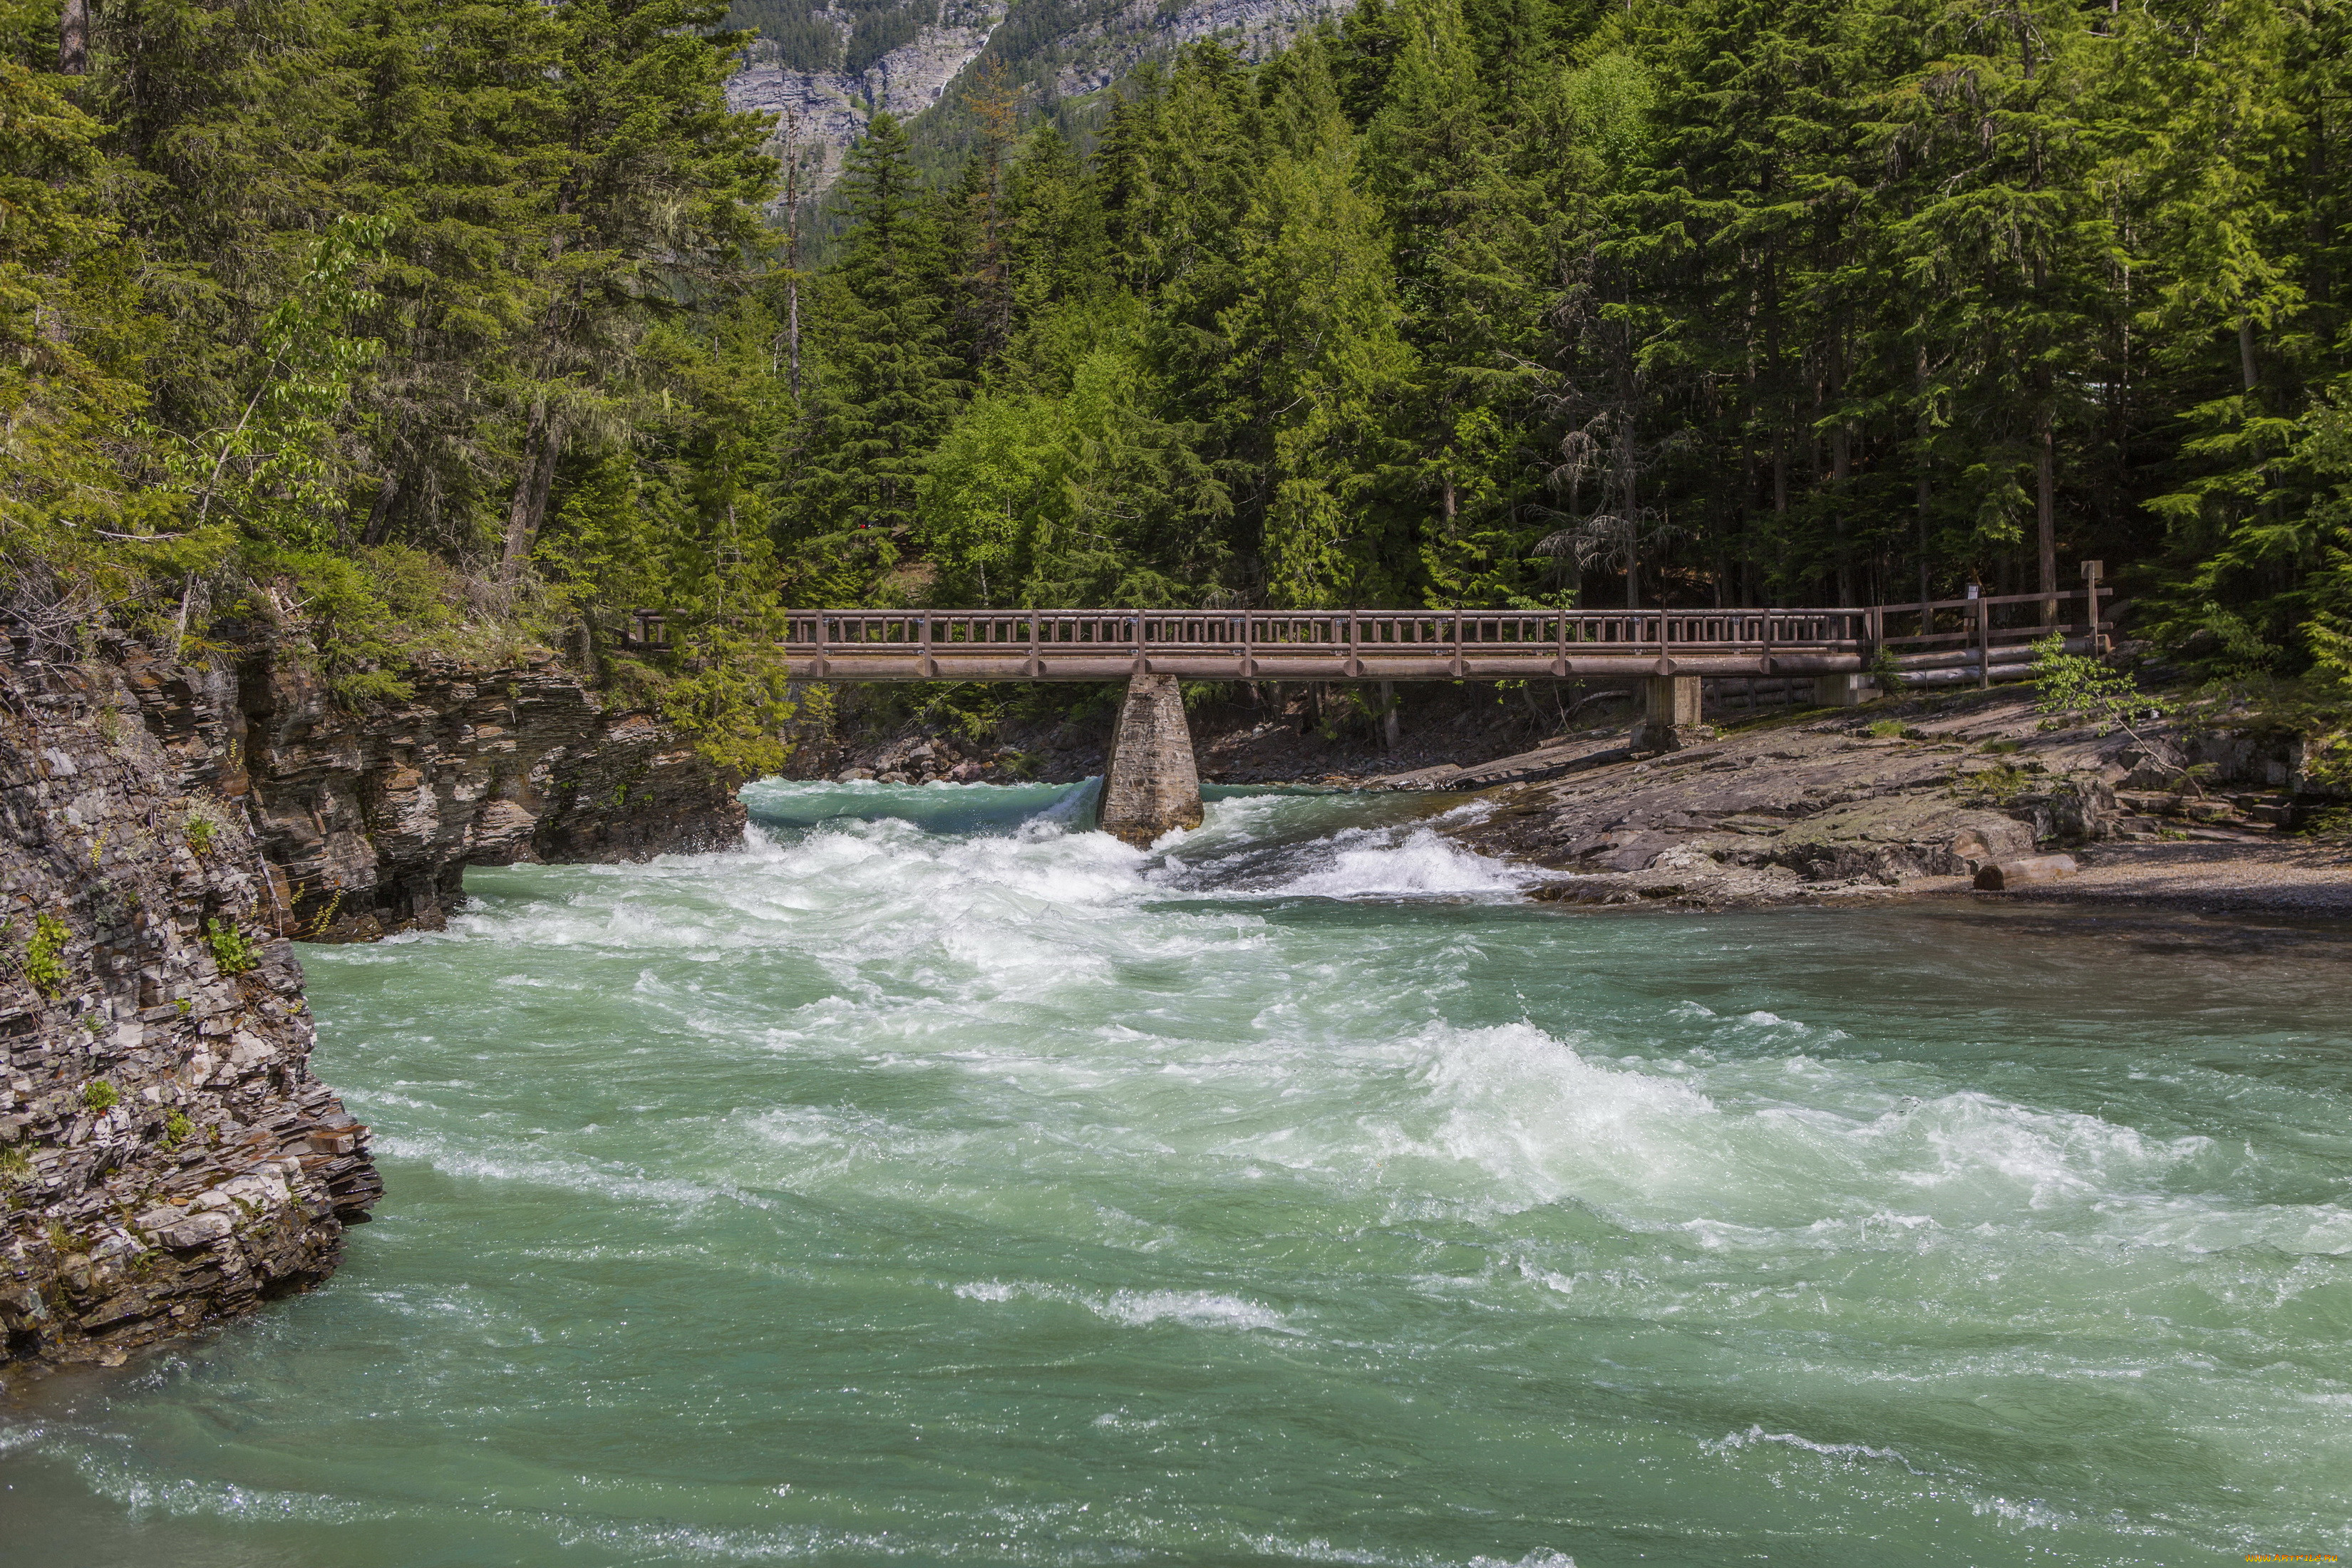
[951,1280,1290,1333]
[1257,825,1532,898]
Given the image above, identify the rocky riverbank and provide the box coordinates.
[1409,686,2351,917]
[0,651,380,1374]
[1,633,748,1377]
[220,644,746,941]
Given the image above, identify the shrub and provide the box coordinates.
[23,914,71,999]
[1868,645,1909,696]
[2031,633,2207,797]
[162,1110,195,1147]
[185,815,217,857]
[1865,718,1906,739]
[205,917,263,975]
[83,1080,120,1113]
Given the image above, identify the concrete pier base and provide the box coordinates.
[1098,675,1204,846]
[1813,673,1872,707]
[1629,676,1713,755]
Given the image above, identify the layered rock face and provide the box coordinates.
[220,648,747,942]
[0,651,381,1371]
[0,633,748,1373]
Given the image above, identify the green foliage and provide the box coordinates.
[2032,635,2169,730]
[8,0,2352,790]
[1865,718,1906,739]
[82,1080,120,1113]
[162,1110,195,1147]
[1868,647,1909,697]
[205,918,263,976]
[22,914,71,999]
[0,1145,31,1182]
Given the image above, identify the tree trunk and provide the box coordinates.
[787,277,802,401]
[361,470,401,547]
[2036,417,2058,627]
[2238,318,2258,393]
[500,405,559,583]
[58,0,86,74]
[1917,474,1931,605]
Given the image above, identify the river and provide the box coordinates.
[3,780,2349,1565]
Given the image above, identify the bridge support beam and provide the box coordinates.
[1630,675,1712,755]
[1098,675,1204,847]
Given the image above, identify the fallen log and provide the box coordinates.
[1973,854,2079,891]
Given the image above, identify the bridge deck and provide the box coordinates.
[625,592,2107,682]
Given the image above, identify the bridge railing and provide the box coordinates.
[628,590,2105,670]
[768,608,1877,651]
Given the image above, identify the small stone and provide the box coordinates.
[155,1212,234,1249]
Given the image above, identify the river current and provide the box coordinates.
[3,780,2349,1565]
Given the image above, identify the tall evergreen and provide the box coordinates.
[794,113,962,564]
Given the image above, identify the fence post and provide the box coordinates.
[2080,559,2105,655]
[1971,585,1990,690]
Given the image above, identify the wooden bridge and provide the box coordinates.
[624,579,2110,845]
[624,585,2109,684]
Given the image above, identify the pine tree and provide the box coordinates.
[1361,0,1544,604]
[794,113,963,562]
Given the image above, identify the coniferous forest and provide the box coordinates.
[7,0,2352,763]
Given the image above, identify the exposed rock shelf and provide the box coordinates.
[1410,688,2345,913]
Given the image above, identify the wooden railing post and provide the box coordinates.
[2080,559,2105,654]
[1971,586,1991,690]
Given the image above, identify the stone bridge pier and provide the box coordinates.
[1097,675,1204,847]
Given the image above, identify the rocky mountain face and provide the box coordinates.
[0,635,745,1373]
[726,0,1343,205]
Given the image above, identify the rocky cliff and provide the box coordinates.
[0,634,748,1375]
[726,0,1343,205]
[0,651,381,1371]
[211,646,747,942]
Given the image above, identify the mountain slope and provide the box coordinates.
[725,0,1345,205]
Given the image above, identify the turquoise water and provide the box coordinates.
[4,780,2351,1566]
